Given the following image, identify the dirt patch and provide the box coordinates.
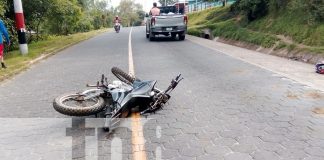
[304,91,323,99]
[286,91,299,99]
[313,107,324,114]
[232,69,247,75]
[217,38,260,51]
[276,35,308,49]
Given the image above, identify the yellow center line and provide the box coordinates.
[128,27,147,160]
[131,113,147,160]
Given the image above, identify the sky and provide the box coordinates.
[110,0,160,13]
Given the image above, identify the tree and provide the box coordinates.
[117,0,144,27]
[0,0,6,16]
[77,0,95,10]
[46,0,82,35]
[306,0,324,22]
[2,0,19,50]
[88,0,114,29]
[230,0,269,21]
[22,0,52,40]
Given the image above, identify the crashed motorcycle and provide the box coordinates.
[53,67,183,132]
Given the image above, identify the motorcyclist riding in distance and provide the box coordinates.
[114,16,121,32]
[114,16,121,24]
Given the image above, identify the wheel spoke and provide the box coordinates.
[62,96,99,108]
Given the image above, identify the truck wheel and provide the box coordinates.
[149,35,155,41]
[171,33,177,40]
[179,34,185,41]
[149,32,155,41]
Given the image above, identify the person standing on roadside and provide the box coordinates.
[0,19,10,69]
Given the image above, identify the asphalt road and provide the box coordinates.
[0,27,324,160]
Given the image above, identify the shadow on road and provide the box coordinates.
[148,36,185,42]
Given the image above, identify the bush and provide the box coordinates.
[187,28,202,37]
[230,0,269,21]
[288,44,297,52]
[188,1,324,51]
[306,0,324,22]
[74,20,94,32]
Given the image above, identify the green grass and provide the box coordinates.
[211,19,279,48]
[304,46,324,54]
[247,11,323,46]
[188,6,324,53]
[287,44,297,52]
[188,8,211,26]
[187,27,203,37]
[0,29,110,81]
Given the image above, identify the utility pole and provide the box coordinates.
[13,0,28,55]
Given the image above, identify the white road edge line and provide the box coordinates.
[129,27,135,76]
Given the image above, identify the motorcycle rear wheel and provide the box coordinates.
[53,93,105,116]
[111,67,135,84]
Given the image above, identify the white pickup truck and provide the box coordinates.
[146,6,188,41]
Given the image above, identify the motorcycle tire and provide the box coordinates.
[53,93,105,116]
[111,67,136,84]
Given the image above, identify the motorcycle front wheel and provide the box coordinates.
[111,67,136,84]
[53,93,105,116]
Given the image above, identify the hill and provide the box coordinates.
[188,0,324,63]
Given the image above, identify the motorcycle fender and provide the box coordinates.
[81,89,104,100]
[132,95,151,98]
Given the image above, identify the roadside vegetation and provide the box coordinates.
[0,29,109,81]
[0,0,145,81]
[188,0,324,55]
[0,0,145,50]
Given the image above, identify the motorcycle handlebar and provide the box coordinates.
[164,74,183,93]
[175,74,182,81]
[141,74,183,115]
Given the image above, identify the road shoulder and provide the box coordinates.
[187,35,324,92]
